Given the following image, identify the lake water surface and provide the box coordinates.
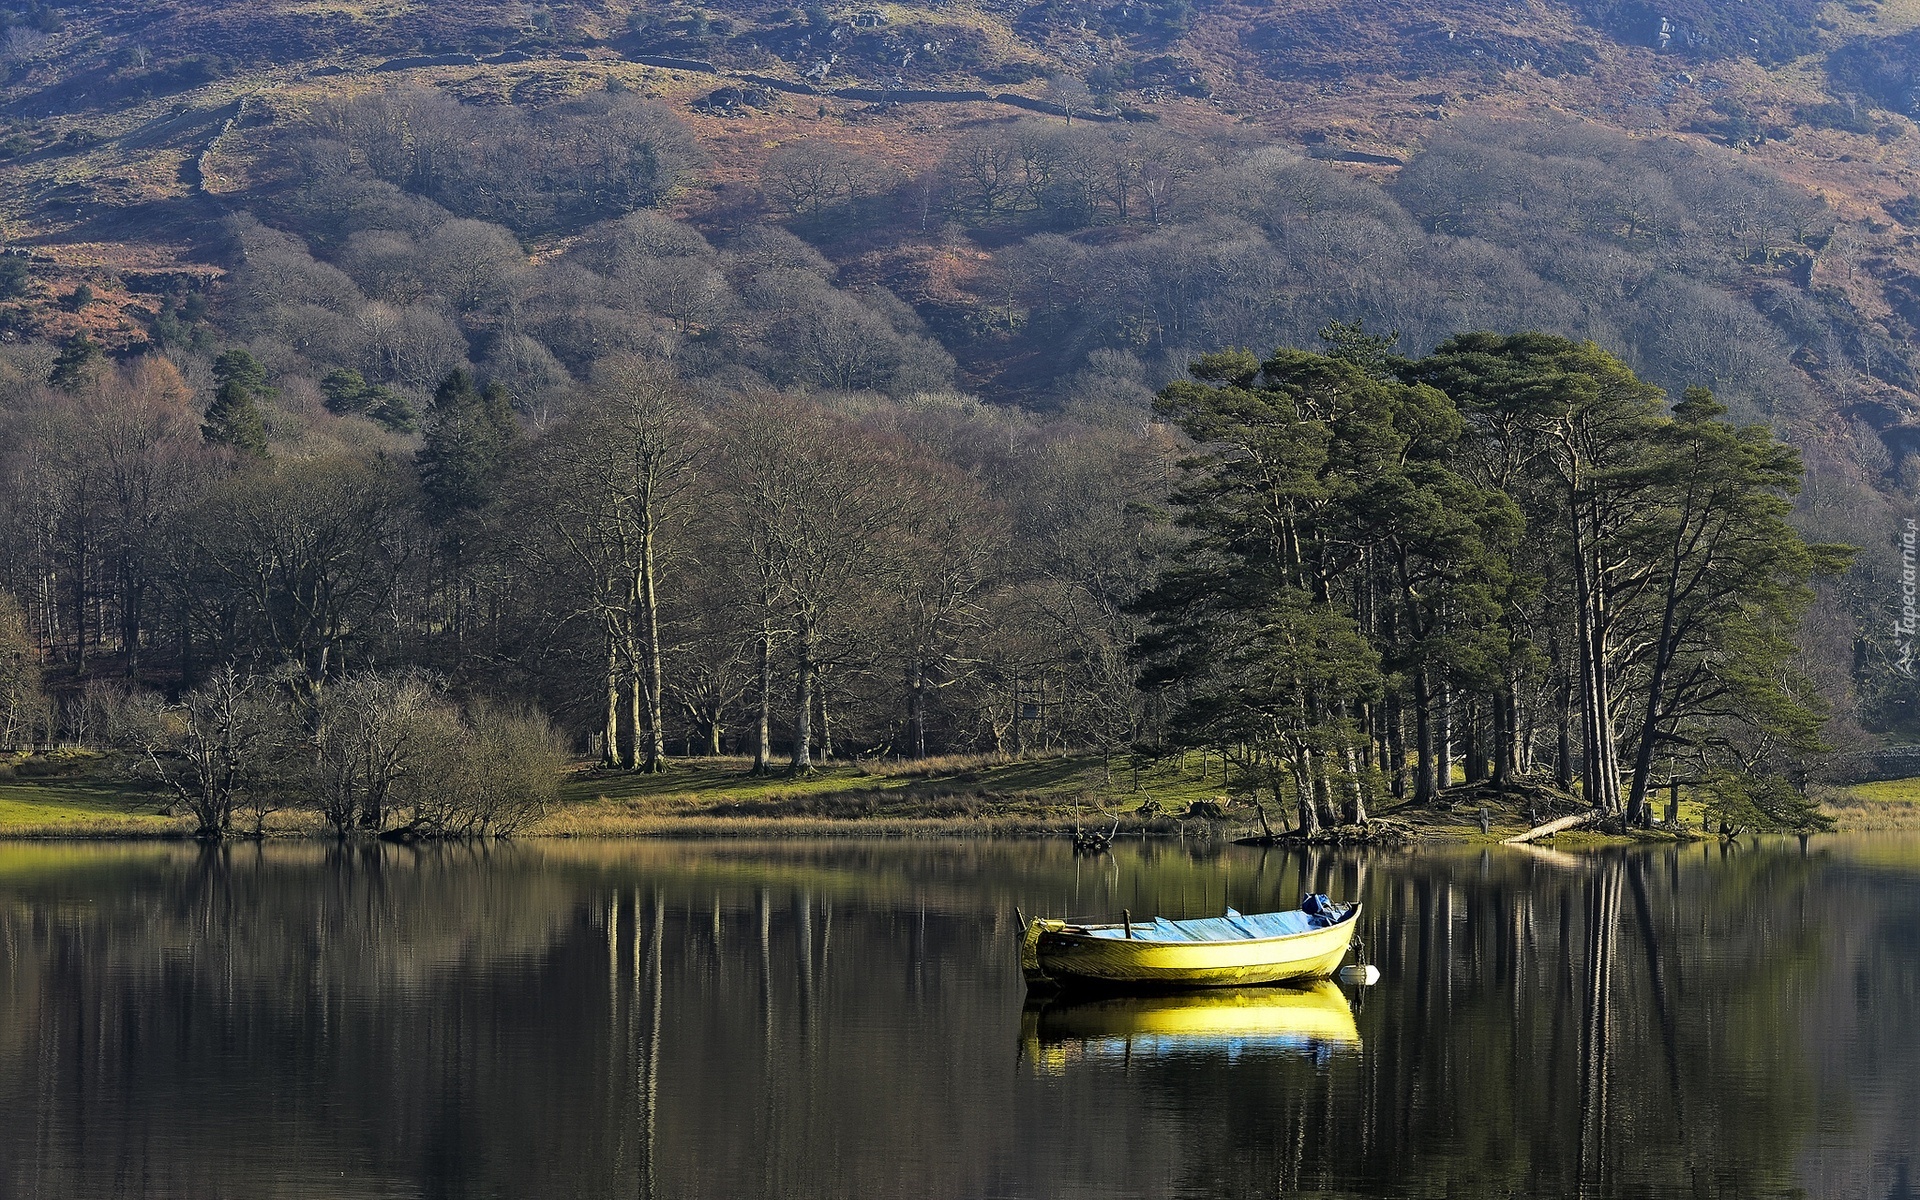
[1,836,1915,1199]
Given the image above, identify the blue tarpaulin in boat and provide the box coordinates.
[1084,908,1318,942]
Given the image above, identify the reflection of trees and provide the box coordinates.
[1309,844,1835,1197]
[1800,842,1920,1195]
[0,840,1913,1197]
[0,842,608,1197]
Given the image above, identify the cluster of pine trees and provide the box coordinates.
[1139,327,1849,833]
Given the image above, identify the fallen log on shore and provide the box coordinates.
[1502,809,1603,845]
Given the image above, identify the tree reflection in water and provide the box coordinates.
[0,837,1914,1199]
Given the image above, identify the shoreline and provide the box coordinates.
[0,802,1878,847]
[5,751,1916,844]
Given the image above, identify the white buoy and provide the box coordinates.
[1339,964,1382,986]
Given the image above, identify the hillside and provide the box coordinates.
[4,0,1920,735]
[3,2,1919,393]
[1,2,1914,334]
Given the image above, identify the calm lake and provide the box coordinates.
[1,836,1915,1199]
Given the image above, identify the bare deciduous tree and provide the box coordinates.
[130,666,290,839]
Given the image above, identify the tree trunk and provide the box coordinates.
[1464,698,1486,784]
[1581,630,1621,812]
[123,576,143,678]
[1437,684,1454,795]
[818,676,833,761]
[1012,673,1026,756]
[637,525,667,773]
[1295,763,1320,838]
[1503,808,1601,844]
[72,512,88,674]
[1556,664,1575,793]
[752,619,773,774]
[1413,669,1438,805]
[908,662,927,759]
[602,629,621,769]
[177,597,194,691]
[1627,548,1690,824]
[1344,740,1368,825]
[1388,697,1407,799]
[791,622,814,773]
[625,663,641,772]
[1494,683,1518,784]
[1572,490,1624,813]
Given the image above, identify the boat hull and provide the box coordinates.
[1026,908,1361,989]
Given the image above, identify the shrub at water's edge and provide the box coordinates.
[113,668,565,841]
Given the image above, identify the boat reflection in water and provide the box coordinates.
[1022,980,1360,1072]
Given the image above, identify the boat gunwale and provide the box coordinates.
[1038,905,1361,950]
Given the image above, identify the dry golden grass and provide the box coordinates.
[1818,778,1920,832]
[533,750,1277,838]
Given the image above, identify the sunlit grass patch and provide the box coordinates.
[1816,776,1920,832]
[0,783,185,836]
[559,751,1242,813]
[539,750,1272,839]
[0,750,182,836]
[1837,778,1920,804]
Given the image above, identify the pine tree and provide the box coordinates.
[202,378,268,455]
[202,349,271,456]
[322,368,416,432]
[418,370,518,522]
[1411,333,1668,813]
[47,333,102,392]
[1616,385,1853,825]
[1318,318,1402,379]
[320,368,371,415]
[417,370,519,652]
[212,348,269,395]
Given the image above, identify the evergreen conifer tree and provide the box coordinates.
[202,380,268,455]
[418,370,518,522]
[202,348,271,455]
[47,333,102,392]
[417,370,520,651]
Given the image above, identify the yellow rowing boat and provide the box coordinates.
[1021,904,1362,990]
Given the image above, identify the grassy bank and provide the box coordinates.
[6,748,1916,842]
[1817,778,1920,832]
[0,749,1259,840]
[541,753,1244,838]
[0,751,184,837]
